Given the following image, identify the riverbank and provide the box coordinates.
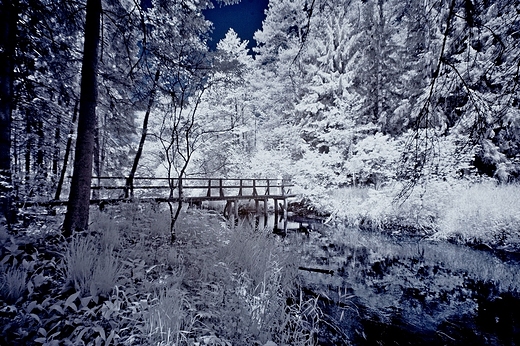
[298,179,520,254]
[2,185,520,345]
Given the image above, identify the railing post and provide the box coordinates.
[253,179,258,196]
[238,179,243,196]
[219,179,224,197]
[207,179,212,197]
[266,179,270,195]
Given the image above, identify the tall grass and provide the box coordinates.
[0,266,27,303]
[65,235,98,294]
[319,180,520,248]
[145,285,194,345]
[65,234,121,296]
[218,227,318,345]
[436,181,520,246]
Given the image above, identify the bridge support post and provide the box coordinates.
[234,199,239,221]
[263,198,268,218]
[274,198,279,224]
[283,198,288,232]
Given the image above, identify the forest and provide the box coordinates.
[0,0,519,344]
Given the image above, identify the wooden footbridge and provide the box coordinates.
[22,177,297,220]
[100,177,295,218]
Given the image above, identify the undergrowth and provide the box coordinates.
[0,202,319,345]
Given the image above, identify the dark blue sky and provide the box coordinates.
[203,0,270,51]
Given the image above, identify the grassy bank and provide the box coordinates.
[309,179,520,250]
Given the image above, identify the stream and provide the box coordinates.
[241,213,520,345]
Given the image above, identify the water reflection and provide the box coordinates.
[238,212,326,235]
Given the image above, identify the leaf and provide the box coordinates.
[27,279,34,295]
[48,340,61,346]
[93,325,106,341]
[32,273,47,287]
[25,300,39,314]
[75,326,89,343]
[0,254,12,265]
[38,327,47,337]
[49,304,64,315]
[146,265,158,273]
[80,296,93,308]
[30,313,41,323]
[34,337,47,344]
[106,330,116,344]
[48,330,61,339]
[22,259,31,270]
[64,291,80,312]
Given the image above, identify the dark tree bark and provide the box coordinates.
[0,0,18,228]
[55,100,79,200]
[25,112,33,179]
[63,0,102,236]
[92,121,101,199]
[53,113,61,176]
[125,69,160,198]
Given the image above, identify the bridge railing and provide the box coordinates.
[90,177,294,201]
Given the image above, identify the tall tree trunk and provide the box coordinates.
[36,119,44,170]
[63,0,102,236]
[53,113,61,176]
[25,114,32,180]
[0,0,18,228]
[126,69,160,198]
[92,122,101,199]
[55,100,79,200]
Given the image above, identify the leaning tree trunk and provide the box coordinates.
[55,100,79,200]
[0,0,18,229]
[126,69,160,198]
[63,0,102,236]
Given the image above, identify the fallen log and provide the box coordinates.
[298,266,334,275]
